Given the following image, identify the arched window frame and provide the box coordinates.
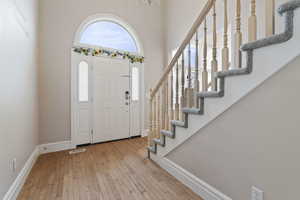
[74,14,144,56]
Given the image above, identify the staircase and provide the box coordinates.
[147,0,300,158]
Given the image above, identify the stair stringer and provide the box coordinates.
[153,2,300,157]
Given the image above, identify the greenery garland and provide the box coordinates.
[73,46,145,64]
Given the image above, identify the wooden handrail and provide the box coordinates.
[150,0,216,99]
[148,0,278,152]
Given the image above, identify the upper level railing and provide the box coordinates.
[148,0,276,147]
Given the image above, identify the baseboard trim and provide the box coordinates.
[39,141,73,154]
[151,154,232,200]
[3,147,40,200]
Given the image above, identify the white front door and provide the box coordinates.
[92,57,131,143]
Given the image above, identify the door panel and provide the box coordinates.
[92,57,130,143]
[72,54,92,146]
[78,108,89,134]
[76,106,91,144]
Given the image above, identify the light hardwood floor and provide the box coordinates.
[17,137,203,200]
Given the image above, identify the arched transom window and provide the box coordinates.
[80,21,138,53]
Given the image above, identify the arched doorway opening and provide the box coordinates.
[71,14,145,146]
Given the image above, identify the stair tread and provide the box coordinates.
[182,107,203,115]
[171,120,186,127]
[153,138,165,146]
[197,91,222,98]
[217,68,250,78]
[147,146,156,153]
[161,130,175,138]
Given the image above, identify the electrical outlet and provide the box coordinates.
[252,186,264,200]
[11,158,17,172]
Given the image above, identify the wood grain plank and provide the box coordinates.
[17,137,203,200]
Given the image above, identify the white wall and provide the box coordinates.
[162,0,206,62]
[0,0,39,198]
[39,0,164,144]
[167,55,300,200]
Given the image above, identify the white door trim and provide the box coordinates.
[72,14,145,146]
[71,52,145,147]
